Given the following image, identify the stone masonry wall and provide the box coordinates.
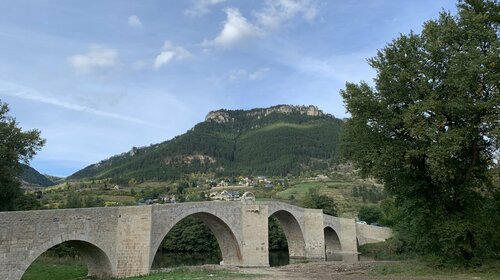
[356,224,393,246]
[0,207,119,280]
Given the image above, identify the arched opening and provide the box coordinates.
[268,216,289,266]
[21,240,112,280]
[269,210,306,266]
[324,226,342,261]
[152,212,241,269]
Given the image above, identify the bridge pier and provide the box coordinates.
[114,206,152,277]
[239,204,270,267]
[303,209,326,261]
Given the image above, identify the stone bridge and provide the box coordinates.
[0,201,392,280]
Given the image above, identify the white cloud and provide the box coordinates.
[154,41,192,69]
[203,8,261,48]
[67,46,119,73]
[128,15,143,28]
[0,80,166,129]
[228,69,247,80]
[249,67,271,80]
[256,0,319,29]
[185,0,227,17]
[224,67,271,81]
[203,1,318,49]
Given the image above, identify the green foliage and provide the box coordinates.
[378,198,401,227]
[340,0,499,265]
[161,217,220,253]
[358,205,383,224]
[64,189,105,209]
[0,100,45,211]
[268,216,288,251]
[301,188,338,216]
[352,185,387,203]
[15,193,42,211]
[69,106,343,182]
[46,243,80,258]
[358,238,406,261]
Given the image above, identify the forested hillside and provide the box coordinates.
[69,105,343,182]
[20,164,55,187]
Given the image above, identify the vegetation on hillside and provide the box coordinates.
[341,0,499,266]
[69,106,343,182]
[20,164,55,187]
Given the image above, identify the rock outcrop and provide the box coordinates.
[205,105,324,123]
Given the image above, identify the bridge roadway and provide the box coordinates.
[0,200,391,280]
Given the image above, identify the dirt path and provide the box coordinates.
[220,262,484,280]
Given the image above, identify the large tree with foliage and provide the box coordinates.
[0,100,45,211]
[341,0,499,265]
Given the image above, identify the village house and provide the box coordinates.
[209,190,240,201]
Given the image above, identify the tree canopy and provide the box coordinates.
[341,0,499,265]
[0,100,45,211]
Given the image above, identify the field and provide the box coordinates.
[36,170,386,220]
[275,174,383,218]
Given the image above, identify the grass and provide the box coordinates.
[275,181,323,200]
[21,261,87,280]
[371,261,500,279]
[22,259,257,280]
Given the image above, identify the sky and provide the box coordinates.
[0,0,458,177]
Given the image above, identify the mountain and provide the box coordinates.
[68,105,344,182]
[20,164,55,187]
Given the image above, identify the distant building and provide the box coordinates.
[209,190,240,201]
[217,180,228,187]
[257,176,270,183]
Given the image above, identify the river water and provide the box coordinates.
[152,250,344,269]
[152,250,291,268]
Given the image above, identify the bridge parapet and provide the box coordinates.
[356,223,393,246]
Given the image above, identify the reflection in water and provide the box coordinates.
[152,251,221,269]
[152,250,345,269]
[269,250,289,267]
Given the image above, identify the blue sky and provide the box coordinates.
[0,0,457,177]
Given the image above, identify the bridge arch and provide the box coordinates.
[150,206,242,269]
[268,209,306,259]
[324,226,342,261]
[20,236,113,280]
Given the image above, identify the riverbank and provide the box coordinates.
[22,260,500,280]
[235,261,500,280]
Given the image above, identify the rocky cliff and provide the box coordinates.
[205,105,324,123]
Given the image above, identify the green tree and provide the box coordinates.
[65,189,83,208]
[0,100,45,211]
[340,0,499,265]
[358,205,383,225]
[301,188,338,216]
